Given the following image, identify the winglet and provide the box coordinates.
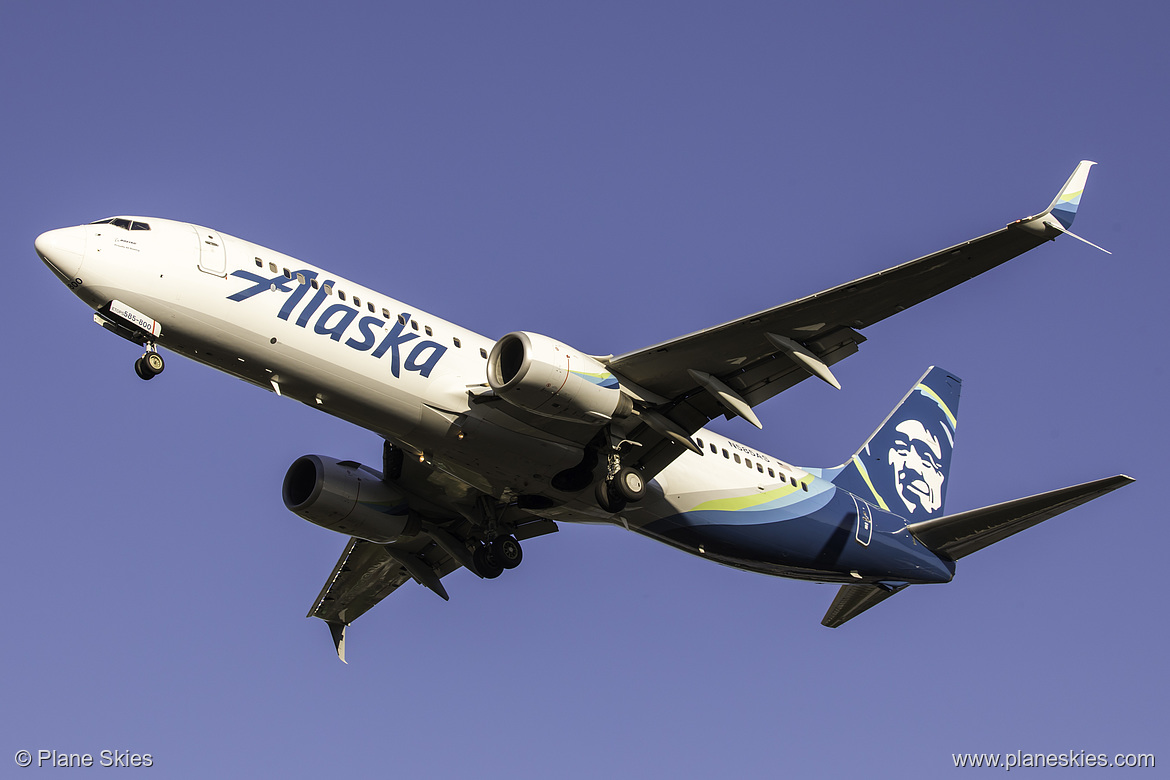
[1016,160,1110,253]
[327,621,348,664]
[1045,160,1096,230]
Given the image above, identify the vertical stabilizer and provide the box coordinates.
[832,367,961,520]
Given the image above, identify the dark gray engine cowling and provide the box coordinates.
[282,455,418,543]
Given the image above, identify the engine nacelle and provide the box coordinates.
[282,455,418,543]
[487,331,632,424]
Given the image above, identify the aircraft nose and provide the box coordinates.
[35,226,87,282]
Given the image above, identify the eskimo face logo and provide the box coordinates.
[887,419,945,515]
[226,269,447,379]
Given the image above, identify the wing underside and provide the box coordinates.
[308,512,558,661]
[467,164,1095,485]
[308,537,462,627]
[612,224,1050,479]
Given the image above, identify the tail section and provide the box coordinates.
[832,366,961,521]
[822,474,1134,628]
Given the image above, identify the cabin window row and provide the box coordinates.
[252,257,488,357]
[694,438,808,490]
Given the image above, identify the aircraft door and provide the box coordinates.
[195,226,227,276]
[851,495,873,546]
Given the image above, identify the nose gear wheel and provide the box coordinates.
[134,348,165,380]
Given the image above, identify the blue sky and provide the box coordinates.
[2,2,1164,776]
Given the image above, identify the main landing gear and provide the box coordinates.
[473,535,523,579]
[134,349,165,381]
[596,465,647,513]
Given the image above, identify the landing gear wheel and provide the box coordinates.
[595,480,627,514]
[613,467,647,502]
[144,351,165,374]
[135,351,164,380]
[473,544,504,579]
[491,536,523,570]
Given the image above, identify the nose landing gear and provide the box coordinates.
[134,349,165,380]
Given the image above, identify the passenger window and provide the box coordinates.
[801,482,809,492]
[411,320,419,331]
[296,273,305,285]
[338,291,346,301]
[757,463,764,473]
[353,296,360,307]
[382,308,390,318]
[425,326,433,336]
[790,476,797,487]
[453,337,461,348]
[311,279,319,290]
[255,258,263,268]
[768,468,775,478]
[710,443,717,454]
[480,348,487,358]
[695,438,704,448]
[323,283,332,295]
[283,268,291,279]
[722,449,729,459]
[397,314,407,325]
[733,454,741,464]
[368,302,375,313]
[745,458,752,469]
[269,262,278,273]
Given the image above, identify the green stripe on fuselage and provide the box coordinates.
[692,482,803,513]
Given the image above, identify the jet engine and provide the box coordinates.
[282,455,418,543]
[487,331,633,423]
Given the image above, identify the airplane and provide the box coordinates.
[35,161,1132,661]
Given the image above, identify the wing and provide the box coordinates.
[308,497,558,662]
[308,535,464,662]
[610,162,1102,479]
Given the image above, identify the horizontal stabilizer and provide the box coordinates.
[906,474,1133,561]
[821,581,910,628]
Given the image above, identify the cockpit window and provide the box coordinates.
[88,218,150,231]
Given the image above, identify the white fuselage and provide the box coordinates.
[39,217,825,567]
